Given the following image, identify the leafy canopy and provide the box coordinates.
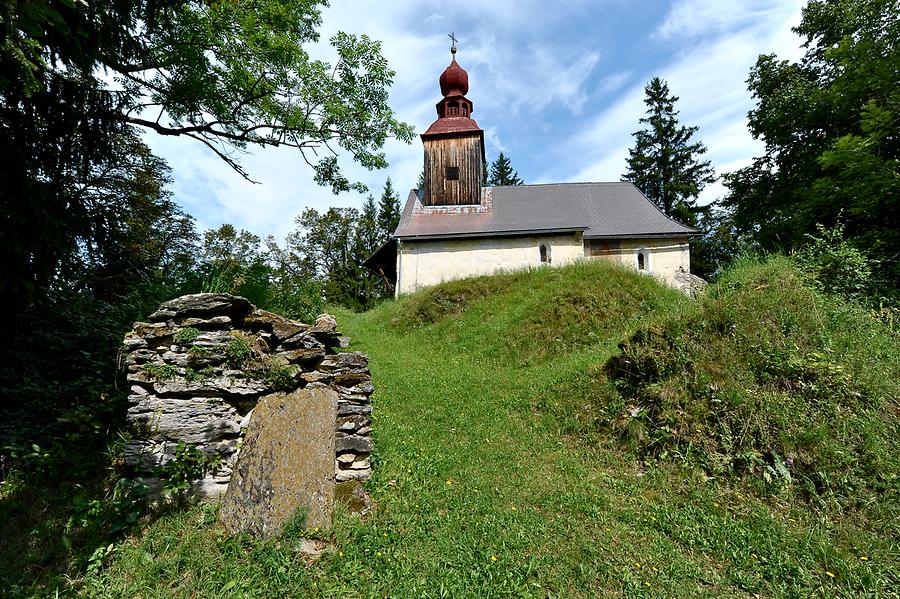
[722,0,899,287]
[1,0,413,310]
[622,77,715,224]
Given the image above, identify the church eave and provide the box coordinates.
[395,226,588,242]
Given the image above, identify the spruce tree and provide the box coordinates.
[357,194,380,254]
[377,178,401,242]
[622,78,714,224]
[487,153,524,186]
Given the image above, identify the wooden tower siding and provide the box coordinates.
[423,135,483,206]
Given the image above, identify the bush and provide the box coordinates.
[597,257,900,514]
[795,222,873,298]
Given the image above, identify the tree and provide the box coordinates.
[287,207,365,307]
[1,0,413,314]
[622,78,715,224]
[689,206,745,280]
[377,178,402,242]
[722,0,899,289]
[487,153,524,186]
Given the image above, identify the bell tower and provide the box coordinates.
[421,38,485,206]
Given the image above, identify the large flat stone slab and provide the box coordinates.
[220,389,338,538]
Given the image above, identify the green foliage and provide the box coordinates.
[225,337,253,367]
[487,152,524,186]
[173,327,201,345]
[723,0,900,291]
[141,363,179,381]
[155,442,214,495]
[62,260,899,597]
[622,77,715,222]
[285,203,389,310]
[68,477,151,539]
[688,204,748,279]
[264,365,301,391]
[595,257,898,517]
[795,222,875,298]
[376,178,402,242]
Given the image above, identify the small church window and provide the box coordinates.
[540,244,550,264]
[637,252,646,270]
[448,101,459,116]
[445,166,459,180]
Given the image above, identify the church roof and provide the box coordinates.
[393,182,699,240]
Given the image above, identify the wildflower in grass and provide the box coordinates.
[446,479,453,486]
[825,571,835,578]
[490,555,497,562]
[859,556,868,561]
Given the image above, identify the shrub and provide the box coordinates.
[173,327,201,345]
[597,257,900,513]
[225,337,253,367]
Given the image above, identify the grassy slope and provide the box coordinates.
[62,260,899,597]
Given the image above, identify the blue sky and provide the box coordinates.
[145,0,806,240]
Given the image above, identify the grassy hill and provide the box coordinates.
[8,258,900,597]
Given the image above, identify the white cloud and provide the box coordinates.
[144,0,809,238]
[554,0,805,204]
[655,0,804,41]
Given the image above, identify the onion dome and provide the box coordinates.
[439,55,469,97]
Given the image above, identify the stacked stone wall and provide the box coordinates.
[121,293,373,497]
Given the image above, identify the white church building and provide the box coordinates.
[365,47,698,296]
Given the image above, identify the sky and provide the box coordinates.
[145,0,808,241]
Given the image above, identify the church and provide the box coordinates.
[365,45,699,297]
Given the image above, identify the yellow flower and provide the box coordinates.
[825,571,835,578]
[860,556,868,561]
[446,479,453,486]
[490,555,497,562]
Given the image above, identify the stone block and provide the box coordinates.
[335,434,372,454]
[220,389,338,538]
[153,293,253,321]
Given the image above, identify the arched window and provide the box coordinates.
[539,244,550,264]
[635,248,651,272]
[448,101,459,116]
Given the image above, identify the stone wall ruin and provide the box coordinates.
[121,293,373,500]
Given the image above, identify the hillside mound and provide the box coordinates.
[391,260,690,362]
[392,258,899,519]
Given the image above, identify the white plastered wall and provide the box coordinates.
[585,237,691,288]
[396,233,583,295]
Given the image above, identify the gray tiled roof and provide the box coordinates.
[393,182,698,240]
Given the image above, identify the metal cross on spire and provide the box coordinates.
[449,32,458,55]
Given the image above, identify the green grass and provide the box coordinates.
[4,258,898,597]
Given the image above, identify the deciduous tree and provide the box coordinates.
[1,0,413,311]
[722,0,899,288]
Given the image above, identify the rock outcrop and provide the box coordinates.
[674,268,708,299]
[122,294,374,499]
